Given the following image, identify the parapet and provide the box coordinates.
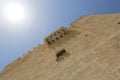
[44,27,69,47]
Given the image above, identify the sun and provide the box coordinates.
[1,1,29,25]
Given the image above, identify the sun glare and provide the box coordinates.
[1,1,29,25]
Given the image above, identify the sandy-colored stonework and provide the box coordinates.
[0,14,120,80]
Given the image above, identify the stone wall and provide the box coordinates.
[0,14,120,80]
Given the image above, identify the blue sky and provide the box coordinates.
[0,0,120,72]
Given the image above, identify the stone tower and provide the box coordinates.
[0,14,120,80]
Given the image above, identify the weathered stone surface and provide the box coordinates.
[0,14,120,80]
